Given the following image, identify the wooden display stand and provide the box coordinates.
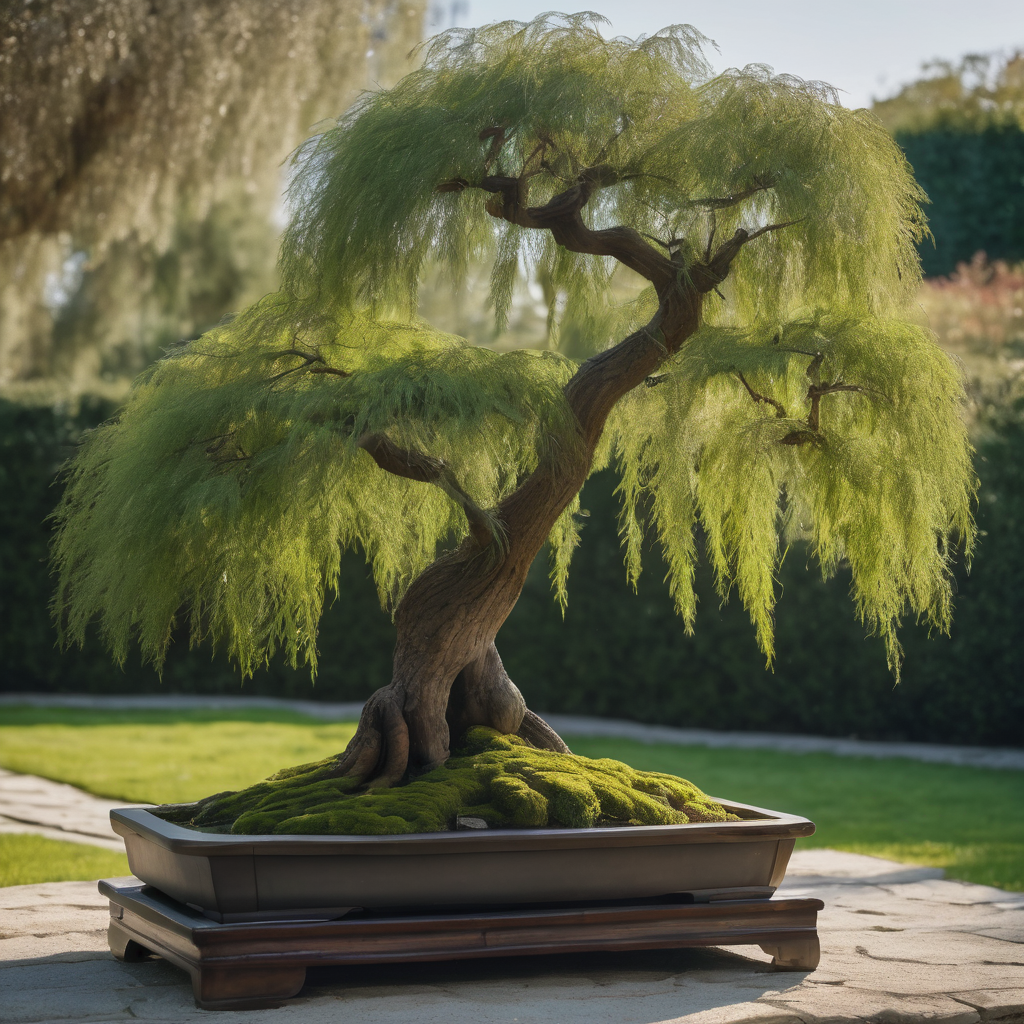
[101,878,822,1011]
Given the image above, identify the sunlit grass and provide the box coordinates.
[0,834,129,887]
[0,706,1020,891]
[0,706,357,805]
[568,737,1024,892]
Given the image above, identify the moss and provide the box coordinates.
[155,728,740,836]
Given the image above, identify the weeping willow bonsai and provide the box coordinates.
[53,15,976,826]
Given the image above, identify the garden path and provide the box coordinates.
[0,768,144,852]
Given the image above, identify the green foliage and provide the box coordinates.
[503,456,1021,746]
[52,317,576,675]
[50,15,973,683]
[608,313,976,674]
[281,14,924,328]
[157,727,736,834]
[6,402,1016,746]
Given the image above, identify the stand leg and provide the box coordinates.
[108,920,152,962]
[190,965,307,1010]
[759,935,820,971]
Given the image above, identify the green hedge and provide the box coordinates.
[897,127,1024,277]
[1,397,1021,746]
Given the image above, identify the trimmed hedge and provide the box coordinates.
[898,127,1024,277]
[1,397,1021,746]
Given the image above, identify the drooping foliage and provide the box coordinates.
[53,309,577,676]
[608,313,975,672]
[279,13,925,336]
[53,14,976,681]
[157,727,738,834]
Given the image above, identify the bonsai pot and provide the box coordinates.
[110,798,814,922]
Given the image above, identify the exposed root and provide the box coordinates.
[327,687,410,788]
[446,644,527,738]
[327,645,570,788]
[517,708,571,753]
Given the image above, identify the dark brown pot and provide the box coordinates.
[111,799,814,922]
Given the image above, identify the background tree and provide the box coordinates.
[873,52,1024,275]
[53,15,976,786]
[0,0,423,392]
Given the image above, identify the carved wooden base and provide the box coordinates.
[101,879,822,1011]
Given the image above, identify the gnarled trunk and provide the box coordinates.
[330,161,758,786]
[330,457,587,786]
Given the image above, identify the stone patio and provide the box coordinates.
[2,849,1022,1023]
[2,707,1021,1022]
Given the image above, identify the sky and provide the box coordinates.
[425,0,1024,110]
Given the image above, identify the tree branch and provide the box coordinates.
[263,348,350,384]
[745,219,803,242]
[735,370,788,418]
[479,125,506,173]
[441,151,802,463]
[691,220,803,293]
[356,433,502,552]
[806,381,864,431]
[477,169,676,287]
[688,176,775,210]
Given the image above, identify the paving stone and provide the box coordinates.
[763,984,982,1023]
[949,988,1024,1018]
[0,769,147,850]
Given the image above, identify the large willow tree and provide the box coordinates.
[54,15,976,786]
[0,0,422,390]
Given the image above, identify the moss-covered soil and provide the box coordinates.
[156,728,739,835]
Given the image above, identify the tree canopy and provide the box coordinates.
[53,14,976,684]
[873,51,1024,134]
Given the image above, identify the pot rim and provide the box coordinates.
[110,798,815,857]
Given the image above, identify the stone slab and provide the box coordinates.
[1,851,1022,1023]
[0,768,147,851]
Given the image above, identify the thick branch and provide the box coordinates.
[475,169,676,288]
[356,433,500,550]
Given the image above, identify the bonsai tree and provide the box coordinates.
[54,15,976,793]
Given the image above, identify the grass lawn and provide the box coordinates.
[0,834,129,887]
[0,705,1020,891]
[0,706,358,804]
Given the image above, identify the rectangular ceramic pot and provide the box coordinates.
[111,799,814,922]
